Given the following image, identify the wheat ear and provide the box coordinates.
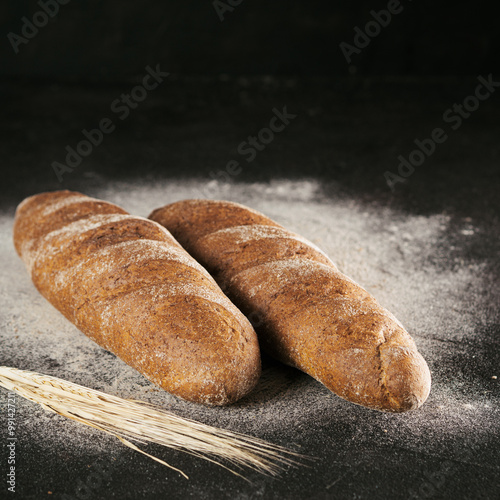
[0,366,303,479]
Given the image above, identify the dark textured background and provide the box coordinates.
[1,0,500,80]
[1,1,499,499]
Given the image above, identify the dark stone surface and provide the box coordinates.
[2,75,499,214]
[0,77,499,499]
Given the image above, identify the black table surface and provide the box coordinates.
[0,76,499,500]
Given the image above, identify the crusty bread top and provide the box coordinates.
[150,199,432,412]
[13,192,262,405]
[149,199,282,253]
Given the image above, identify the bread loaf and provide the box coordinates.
[149,200,431,412]
[13,191,261,405]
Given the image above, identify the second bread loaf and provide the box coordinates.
[149,200,431,412]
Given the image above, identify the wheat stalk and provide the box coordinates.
[0,366,303,479]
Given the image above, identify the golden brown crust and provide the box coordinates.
[13,191,261,405]
[149,199,282,254]
[149,199,431,412]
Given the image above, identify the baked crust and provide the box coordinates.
[13,191,261,405]
[150,199,431,412]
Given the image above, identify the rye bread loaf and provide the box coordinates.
[149,200,432,412]
[13,191,261,405]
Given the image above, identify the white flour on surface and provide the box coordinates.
[0,178,498,465]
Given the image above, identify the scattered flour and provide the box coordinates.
[0,178,498,473]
